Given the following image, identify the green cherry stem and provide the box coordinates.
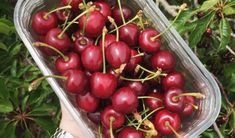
[165,121,183,138]
[131,53,145,58]
[173,93,206,100]
[102,27,108,73]
[136,64,156,74]
[109,117,115,138]
[117,0,126,24]
[43,5,72,19]
[58,5,96,39]
[108,16,119,41]
[98,124,103,138]
[33,42,69,61]
[138,96,163,102]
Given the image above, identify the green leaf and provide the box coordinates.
[9,43,22,57]
[223,6,235,15]
[174,10,195,31]
[0,98,13,113]
[199,0,219,11]
[0,79,9,99]
[189,12,215,48]
[229,111,235,131]
[24,129,34,138]
[0,120,10,136]
[227,73,235,93]
[22,95,29,112]
[202,131,218,138]
[5,121,17,138]
[219,19,232,50]
[34,118,56,135]
[0,21,13,35]
[0,42,8,51]
[10,60,17,77]
[29,104,56,116]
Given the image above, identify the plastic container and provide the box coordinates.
[14,0,221,137]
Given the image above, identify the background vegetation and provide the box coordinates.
[0,0,234,137]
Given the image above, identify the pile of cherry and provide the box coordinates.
[30,0,205,137]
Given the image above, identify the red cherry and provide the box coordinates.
[32,10,58,35]
[98,34,116,49]
[125,49,143,72]
[62,0,82,11]
[126,81,148,96]
[112,4,133,25]
[106,41,131,68]
[139,28,161,53]
[55,52,81,73]
[81,45,103,72]
[151,50,176,71]
[162,71,184,90]
[44,28,71,54]
[91,72,117,99]
[154,109,181,135]
[145,92,163,110]
[119,23,139,46]
[164,88,184,113]
[55,5,73,22]
[118,127,144,138]
[181,96,196,117]
[94,1,112,20]
[112,87,138,114]
[74,33,94,54]
[102,126,118,138]
[87,111,101,124]
[101,106,125,129]
[76,92,100,113]
[62,69,88,94]
[79,10,106,38]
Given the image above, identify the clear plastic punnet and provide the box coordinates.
[14,0,221,137]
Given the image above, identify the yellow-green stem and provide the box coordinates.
[102,27,108,73]
[109,117,115,138]
[165,121,183,138]
[138,96,163,102]
[174,93,205,99]
[108,16,119,41]
[44,5,72,19]
[131,53,145,58]
[117,0,125,24]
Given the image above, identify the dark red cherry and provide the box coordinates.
[205,28,212,37]
[102,126,118,138]
[98,34,116,49]
[112,87,138,114]
[119,23,139,46]
[118,127,144,138]
[154,109,181,135]
[162,71,184,90]
[81,45,103,72]
[112,4,133,25]
[139,28,161,53]
[62,69,88,94]
[44,28,71,54]
[55,6,73,22]
[76,92,100,113]
[79,10,106,38]
[55,52,81,73]
[127,81,148,96]
[151,50,176,71]
[145,92,163,110]
[181,96,196,117]
[106,41,131,68]
[87,111,101,124]
[164,88,184,113]
[32,10,58,35]
[101,106,125,129]
[91,72,117,99]
[94,1,111,20]
[74,33,94,54]
[62,0,82,12]
[125,49,143,72]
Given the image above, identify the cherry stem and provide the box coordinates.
[62,11,71,29]
[81,1,90,35]
[150,3,187,41]
[33,42,69,61]
[28,75,67,92]
[114,63,126,75]
[131,53,145,58]
[174,93,206,99]
[44,5,72,19]
[108,16,119,41]
[109,10,143,34]
[58,5,96,39]
[117,0,125,24]
[136,107,164,130]
[98,124,103,138]
[102,27,108,74]
[138,96,163,102]
[186,102,199,110]
[109,117,115,138]
[165,121,183,138]
[135,64,155,74]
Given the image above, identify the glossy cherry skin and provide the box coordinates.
[139,28,161,53]
[79,10,106,38]
[98,34,116,49]
[154,109,181,135]
[62,0,82,11]
[126,81,148,96]
[62,69,88,94]
[119,23,139,46]
[112,87,138,114]
[32,10,58,35]
[125,49,143,72]
[81,45,103,72]
[74,33,94,54]
[145,92,163,110]
[151,50,176,71]
[87,111,101,124]
[55,6,73,22]
[55,52,81,73]
[181,96,196,117]
[91,72,117,99]
[76,92,100,113]
[118,127,144,138]
[101,106,125,129]
[44,28,71,54]
[94,1,111,20]
[112,4,133,25]
[106,41,131,68]
[162,71,184,90]
[164,88,184,113]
